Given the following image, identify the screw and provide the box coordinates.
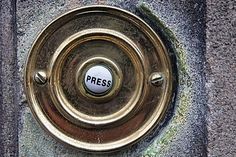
[34,71,47,85]
[150,72,163,86]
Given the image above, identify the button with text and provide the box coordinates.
[84,65,113,95]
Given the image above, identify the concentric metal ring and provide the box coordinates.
[48,28,145,126]
[24,5,174,152]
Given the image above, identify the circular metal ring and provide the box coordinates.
[24,5,175,152]
[48,29,145,126]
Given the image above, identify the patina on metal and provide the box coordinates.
[24,5,174,152]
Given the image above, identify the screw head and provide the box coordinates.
[34,71,47,85]
[150,72,163,86]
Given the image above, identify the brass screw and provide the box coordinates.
[34,71,47,85]
[150,72,163,86]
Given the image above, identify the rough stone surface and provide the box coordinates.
[0,0,19,156]
[206,0,236,156]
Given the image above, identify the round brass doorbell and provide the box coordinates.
[24,5,175,152]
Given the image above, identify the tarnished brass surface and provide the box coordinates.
[24,5,174,152]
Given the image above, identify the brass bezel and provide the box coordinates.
[24,5,174,152]
[48,29,144,126]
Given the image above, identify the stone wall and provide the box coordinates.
[0,0,235,156]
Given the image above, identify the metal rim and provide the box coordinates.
[24,5,174,152]
[48,28,144,126]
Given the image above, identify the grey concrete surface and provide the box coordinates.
[0,0,235,156]
[206,0,236,156]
